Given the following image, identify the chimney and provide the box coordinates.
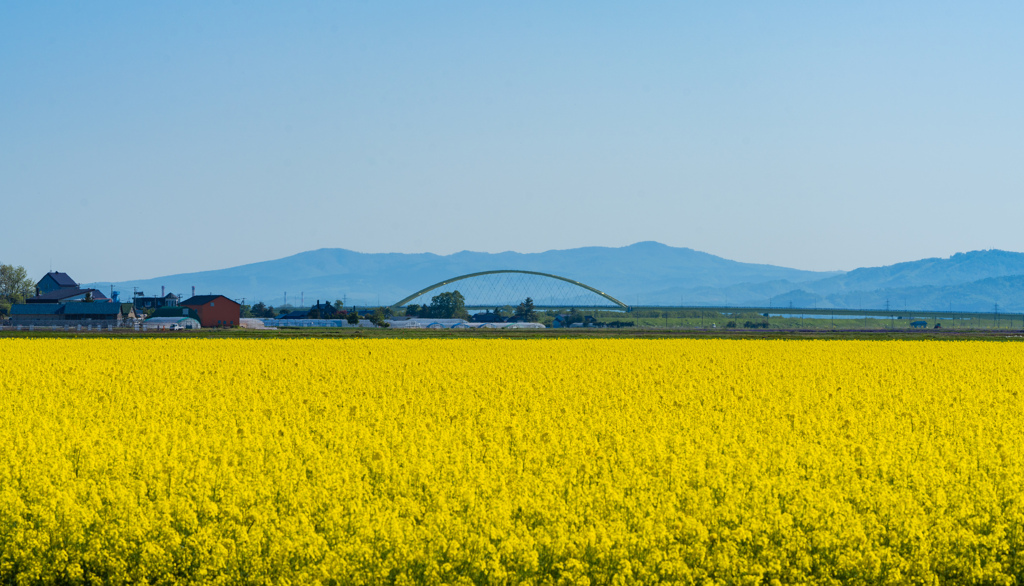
[192,285,195,297]
[162,285,165,297]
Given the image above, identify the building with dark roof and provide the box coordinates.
[9,304,64,321]
[26,288,109,304]
[133,292,179,311]
[180,295,241,327]
[62,303,123,320]
[9,302,123,326]
[36,272,78,295]
[470,311,506,323]
[308,300,338,317]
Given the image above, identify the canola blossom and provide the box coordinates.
[1,338,1023,584]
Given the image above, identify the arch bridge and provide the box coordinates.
[391,270,628,311]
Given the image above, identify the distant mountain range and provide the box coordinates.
[88,243,1024,312]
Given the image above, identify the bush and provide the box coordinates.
[603,321,635,328]
[368,308,390,328]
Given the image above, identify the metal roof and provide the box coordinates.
[27,288,108,303]
[181,295,239,307]
[62,303,121,316]
[42,272,78,288]
[10,304,63,315]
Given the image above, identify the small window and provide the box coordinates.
[210,302,215,307]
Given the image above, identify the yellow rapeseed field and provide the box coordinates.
[1,339,1023,585]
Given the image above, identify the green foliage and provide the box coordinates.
[514,297,537,322]
[368,308,391,328]
[428,291,468,319]
[346,310,360,325]
[0,264,34,304]
[568,308,586,326]
[249,302,276,318]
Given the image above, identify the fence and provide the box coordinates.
[0,323,120,332]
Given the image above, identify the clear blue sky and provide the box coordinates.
[3,2,1022,281]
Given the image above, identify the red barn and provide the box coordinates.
[180,295,241,327]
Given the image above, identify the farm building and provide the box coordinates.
[9,304,64,324]
[28,272,111,304]
[8,301,123,327]
[180,295,241,327]
[61,303,123,322]
[134,292,180,311]
[36,272,79,295]
[26,288,109,303]
[470,311,505,323]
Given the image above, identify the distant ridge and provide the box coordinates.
[90,242,836,307]
[89,244,1024,312]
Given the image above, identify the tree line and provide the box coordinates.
[404,292,538,322]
